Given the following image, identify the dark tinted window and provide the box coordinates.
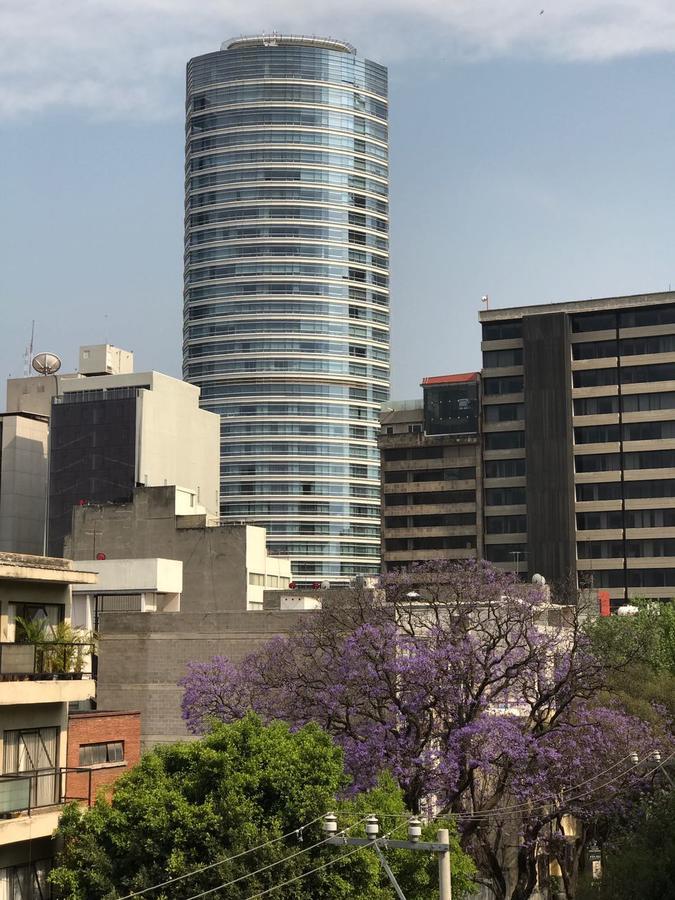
[577,541,625,559]
[624,450,675,470]
[485,487,526,506]
[483,376,524,396]
[573,368,618,388]
[485,543,526,563]
[621,362,675,384]
[482,321,522,341]
[624,479,675,499]
[576,511,624,530]
[572,340,618,360]
[485,431,525,450]
[622,392,675,413]
[576,482,622,501]
[620,304,675,328]
[484,458,527,478]
[484,403,524,423]
[571,311,617,333]
[574,425,621,444]
[623,421,675,442]
[483,349,523,368]
[575,453,620,473]
[625,508,675,528]
[486,515,527,534]
[573,396,619,416]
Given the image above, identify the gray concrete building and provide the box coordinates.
[379,374,482,571]
[66,486,295,747]
[481,289,675,605]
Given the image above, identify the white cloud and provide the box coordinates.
[2,0,675,119]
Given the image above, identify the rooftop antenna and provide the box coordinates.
[481,294,490,310]
[31,352,62,376]
[23,320,35,376]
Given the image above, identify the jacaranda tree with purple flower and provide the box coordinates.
[180,560,669,900]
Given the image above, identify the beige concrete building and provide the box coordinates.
[379,374,482,572]
[0,552,97,892]
[0,413,49,556]
[2,344,221,557]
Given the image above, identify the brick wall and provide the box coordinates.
[66,710,141,803]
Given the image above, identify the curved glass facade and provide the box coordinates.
[184,36,389,583]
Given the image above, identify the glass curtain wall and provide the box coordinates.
[184,36,389,582]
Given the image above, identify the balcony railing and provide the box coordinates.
[0,643,95,681]
[0,767,93,817]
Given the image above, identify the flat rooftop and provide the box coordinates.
[480,289,675,322]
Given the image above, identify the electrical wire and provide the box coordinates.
[238,822,410,900]
[116,814,327,899]
[181,816,378,900]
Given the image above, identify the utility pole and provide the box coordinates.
[323,814,452,900]
[437,828,452,900]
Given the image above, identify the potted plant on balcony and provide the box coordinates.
[15,618,96,678]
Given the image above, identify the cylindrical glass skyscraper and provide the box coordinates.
[183,35,389,584]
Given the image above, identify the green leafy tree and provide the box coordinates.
[577,791,675,900]
[50,714,475,899]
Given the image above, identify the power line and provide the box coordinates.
[238,823,408,900]
[182,816,378,900]
[117,814,327,899]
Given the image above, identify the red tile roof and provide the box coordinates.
[421,372,479,386]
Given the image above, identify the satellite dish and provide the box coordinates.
[31,352,62,375]
[532,573,547,586]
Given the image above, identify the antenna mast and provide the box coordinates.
[23,321,35,376]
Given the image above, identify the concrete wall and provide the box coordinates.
[135,374,220,518]
[66,487,248,614]
[96,609,309,747]
[0,415,48,555]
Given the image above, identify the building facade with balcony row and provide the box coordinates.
[0,551,139,896]
[382,290,675,608]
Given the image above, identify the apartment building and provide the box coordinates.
[480,289,675,605]
[379,374,482,571]
[0,552,97,892]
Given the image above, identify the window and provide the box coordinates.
[482,321,522,341]
[482,348,523,368]
[621,334,675,356]
[485,431,525,450]
[408,424,422,433]
[575,454,620,473]
[485,543,526,563]
[571,311,617,332]
[577,541,625,559]
[248,573,265,586]
[624,450,675,470]
[623,420,675,442]
[576,511,624,530]
[621,362,675,384]
[0,859,52,900]
[573,396,619,416]
[486,515,527,534]
[572,340,617,360]
[573,368,618,388]
[483,376,524,396]
[576,482,622,501]
[2,727,59,809]
[620,304,675,328]
[622,392,675,413]
[484,403,524,423]
[79,741,124,767]
[625,508,675,528]
[484,458,527,478]
[624,479,675,499]
[485,487,526,506]
[574,425,620,444]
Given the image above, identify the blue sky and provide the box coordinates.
[2,2,675,398]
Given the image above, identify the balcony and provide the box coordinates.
[0,643,96,705]
[0,768,94,845]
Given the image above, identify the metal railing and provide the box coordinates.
[0,642,95,681]
[0,767,93,817]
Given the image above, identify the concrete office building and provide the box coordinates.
[379,374,482,572]
[480,289,675,605]
[0,412,49,556]
[66,486,293,746]
[183,35,390,584]
[2,345,220,557]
